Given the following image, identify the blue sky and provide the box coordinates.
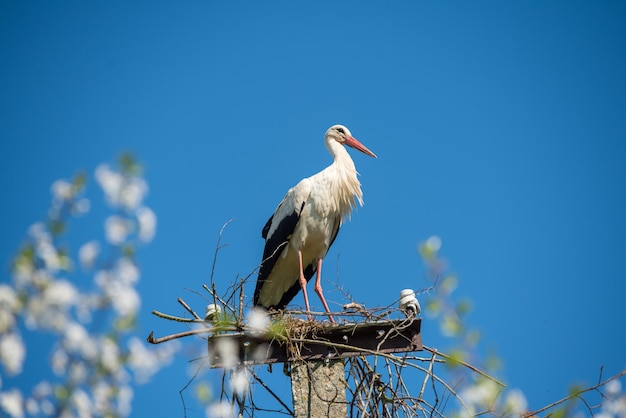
[1,1,625,416]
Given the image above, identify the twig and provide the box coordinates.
[178,297,201,320]
[250,368,294,415]
[291,337,474,415]
[151,310,200,323]
[178,357,210,418]
[423,345,506,388]
[523,368,626,417]
[146,326,238,344]
[238,278,245,323]
[419,350,437,399]
[201,283,237,314]
[210,219,234,287]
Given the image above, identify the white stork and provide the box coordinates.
[253,124,377,323]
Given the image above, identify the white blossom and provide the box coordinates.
[100,337,121,374]
[70,389,92,418]
[32,381,52,398]
[68,361,88,383]
[127,337,179,384]
[63,322,97,360]
[230,369,249,395]
[425,235,442,252]
[119,178,147,210]
[95,269,140,316]
[0,285,19,310]
[95,164,123,206]
[11,261,34,289]
[606,379,622,396]
[40,400,54,416]
[22,280,78,331]
[51,347,68,375]
[127,338,155,384]
[206,400,234,418]
[136,207,156,242]
[251,343,270,363]
[128,337,180,383]
[601,379,626,417]
[246,308,269,337]
[503,389,528,415]
[27,223,62,272]
[25,397,38,416]
[105,215,130,245]
[24,296,43,330]
[45,280,78,307]
[94,270,112,288]
[115,258,139,285]
[79,241,100,269]
[92,381,112,414]
[0,333,25,375]
[0,388,24,418]
[51,179,73,201]
[73,198,91,215]
[110,282,140,317]
[459,379,499,414]
[95,164,148,211]
[27,223,48,242]
[75,295,96,324]
[116,385,133,416]
[0,285,19,333]
[37,240,61,272]
[127,338,158,384]
[214,337,239,369]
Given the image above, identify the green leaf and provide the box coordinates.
[426,299,441,316]
[268,319,289,340]
[48,219,66,237]
[195,382,213,404]
[465,329,481,347]
[54,384,69,401]
[440,275,458,295]
[568,383,584,397]
[72,171,88,192]
[12,244,35,272]
[455,298,472,316]
[418,242,436,260]
[122,244,135,258]
[485,351,502,372]
[445,348,466,369]
[118,152,142,176]
[115,314,137,331]
[441,314,463,337]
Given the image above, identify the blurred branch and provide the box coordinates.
[423,345,506,388]
[523,368,626,417]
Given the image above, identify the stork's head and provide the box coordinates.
[325,125,377,158]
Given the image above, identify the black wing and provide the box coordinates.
[253,200,305,307]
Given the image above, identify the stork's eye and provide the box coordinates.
[337,127,345,134]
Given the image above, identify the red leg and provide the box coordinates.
[314,259,335,323]
[297,250,313,320]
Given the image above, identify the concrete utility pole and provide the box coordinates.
[291,359,347,418]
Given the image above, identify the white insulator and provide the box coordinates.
[399,289,421,317]
[205,303,222,321]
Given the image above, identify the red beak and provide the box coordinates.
[344,136,377,158]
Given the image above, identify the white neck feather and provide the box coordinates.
[325,139,364,220]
